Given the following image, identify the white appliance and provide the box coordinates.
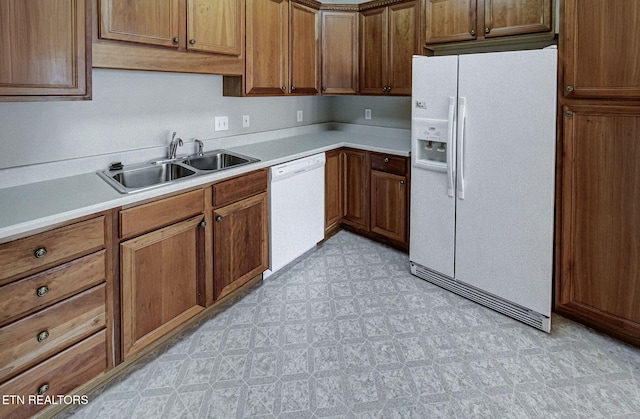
[264,153,326,278]
[409,48,557,332]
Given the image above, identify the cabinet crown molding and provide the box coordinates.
[292,0,322,9]
[320,0,414,12]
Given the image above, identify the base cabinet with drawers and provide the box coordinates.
[0,214,115,419]
[325,148,409,251]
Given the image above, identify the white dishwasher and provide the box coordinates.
[264,153,326,278]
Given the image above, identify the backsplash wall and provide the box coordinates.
[0,69,332,170]
[0,69,411,171]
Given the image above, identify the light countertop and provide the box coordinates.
[0,130,410,242]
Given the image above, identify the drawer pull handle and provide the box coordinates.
[37,330,49,342]
[384,157,390,163]
[37,383,49,395]
[36,286,49,297]
[34,247,47,258]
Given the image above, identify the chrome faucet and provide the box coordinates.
[168,132,183,159]
[195,139,204,156]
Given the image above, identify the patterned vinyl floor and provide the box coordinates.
[60,231,640,418]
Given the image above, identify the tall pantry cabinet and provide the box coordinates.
[557,0,640,346]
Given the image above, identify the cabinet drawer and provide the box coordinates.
[0,216,105,284]
[212,169,268,208]
[371,153,407,176]
[120,189,204,239]
[0,330,107,419]
[0,250,106,327]
[0,285,106,382]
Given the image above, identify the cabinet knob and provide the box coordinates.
[37,330,49,343]
[34,247,47,259]
[291,85,296,92]
[400,180,405,185]
[189,39,196,45]
[281,86,286,92]
[36,286,49,297]
[322,86,326,92]
[565,110,574,117]
[37,383,50,395]
[485,27,490,34]
[216,216,223,222]
[173,37,180,43]
[565,85,574,93]
[199,221,207,228]
[470,28,476,36]
[384,157,390,163]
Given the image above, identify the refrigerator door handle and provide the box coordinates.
[457,97,467,200]
[446,97,456,197]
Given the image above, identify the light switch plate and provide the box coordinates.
[242,115,250,128]
[214,116,229,131]
[297,110,303,122]
[365,109,372,120]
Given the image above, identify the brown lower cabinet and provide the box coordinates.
[370,170,407,243]
[325,148,409,251]
[211,169,269,302]
[557,105,640,346]
[0,213,115,419]
[120,215,206,359]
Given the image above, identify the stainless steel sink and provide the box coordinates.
[182,151,258,171]
[98,149,260,194]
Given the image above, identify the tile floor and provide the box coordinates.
[61,231,640,418]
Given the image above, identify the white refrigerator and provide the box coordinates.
[409,48,557,332]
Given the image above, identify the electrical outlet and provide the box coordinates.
[214,116,229,131]
[365,109,372,120]
[242,115,250,128]
[297,110,303,122]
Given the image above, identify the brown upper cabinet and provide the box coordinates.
[425,0,552,44]
[321,10,359,95]
[99,0,241,55]
[0,0,91,101]
[360,0,422,96]
[563,0,640,99]
[243,0,320,96]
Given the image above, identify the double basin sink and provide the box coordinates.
[98,150,259,194]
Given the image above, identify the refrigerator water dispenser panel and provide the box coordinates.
[413,117,450,171]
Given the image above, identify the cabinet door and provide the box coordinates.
[321,11,359,95]
[484,0,551,38]
[388,1,421,95]
[563,0,640,99]
[246,0,288,95]
[0,0,90,98]
[325,149,344,235]
[99,0,181,48]
[370,170,407,244]
[289,2,320,95]
[343,149,370,230]
[213,193,268,301]
[425,0,476,44]
[187,0,241,55]
[360,7,387,95]
[121,215,205,359]
[558,106,640,344]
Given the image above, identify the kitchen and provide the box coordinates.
[1,0,640,418]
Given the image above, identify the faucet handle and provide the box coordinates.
[195,139,204,155]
